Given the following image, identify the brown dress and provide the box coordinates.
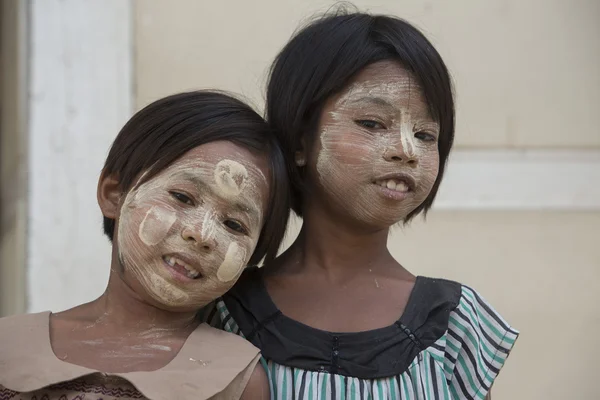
[0,312,261,400]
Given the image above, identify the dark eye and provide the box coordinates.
[224,220,247,234]
[414,131,437,142]
[355,120,385,129]
[169,191,193,205]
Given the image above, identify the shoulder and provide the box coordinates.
[407,278,519,398]
[0,312,50,352]
[185,323,260,364]
[219,266,275,338]
[448,284,519,349]
[197,266,263,330]
[414,278,519,353]
[443,284,519,399]
[0,312,57,392]
[406,277,518,343]
[239,363,269,400]
[207,354,265,400]
[407,276,463,316]
[401,276,462,345]
[0,311,49,331]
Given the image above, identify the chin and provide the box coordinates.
[363,215,407,230]
[147,296,201,313]
[348,204,417,230]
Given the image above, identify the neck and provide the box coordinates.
[85,254,199,335]
[283,198,395,280]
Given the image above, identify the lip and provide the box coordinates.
[161,252,203,282]
[372,172,417,191]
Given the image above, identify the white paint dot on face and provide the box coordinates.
[214,159,248,198]
[138,206,177,246]
[216,242,247,283]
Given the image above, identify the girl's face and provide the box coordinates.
[115,141,270,311]
[307,60,440,228]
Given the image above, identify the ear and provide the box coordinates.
[294,136,308,167]
[97,171,122,219]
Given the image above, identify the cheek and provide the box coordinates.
[418,147,440,179]
[331,140,375,165]
[317,125,377,175]
[138,206,177,246]
[216,241,248,283]
[149,274,189,304]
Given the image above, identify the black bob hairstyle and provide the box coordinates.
[101,90,290,265]
[266,9,455,222]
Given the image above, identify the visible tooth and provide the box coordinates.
[167,257,175,267]
[396,181,409,192]
[181,262,199,278]
[386,180,397,190]
[175,258,199,277]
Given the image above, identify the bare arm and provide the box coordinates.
[240,364,269,400]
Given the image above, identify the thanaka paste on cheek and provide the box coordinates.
[139,206,177,246]
[116,147,267,310]
[149,274,190,303]
[216,242,247,283]
[315,64,440,227]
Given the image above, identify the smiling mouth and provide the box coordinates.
[373,178,412,193]
[162,255,201,280]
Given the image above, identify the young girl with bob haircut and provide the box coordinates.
[206,11,519,400]
[0,91,289,400]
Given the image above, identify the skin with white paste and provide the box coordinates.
[310,61,440,228]
[217,242,247,282]
[116,141,269,311]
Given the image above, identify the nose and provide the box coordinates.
[383,135,418,166]
[181,221,216,251]
[383,145,418,166]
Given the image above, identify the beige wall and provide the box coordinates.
[135,1,599,398]
[135,0,600,149]
[388,211,599,399]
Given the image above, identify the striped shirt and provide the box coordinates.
[200,267,519,400]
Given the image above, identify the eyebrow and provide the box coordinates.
[346,95,438,122]
[231,198,261,222]
[346,96,399,111]
[178,173,262,221]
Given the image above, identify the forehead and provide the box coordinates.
[334,60,429,109]
[160,141,268,182]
